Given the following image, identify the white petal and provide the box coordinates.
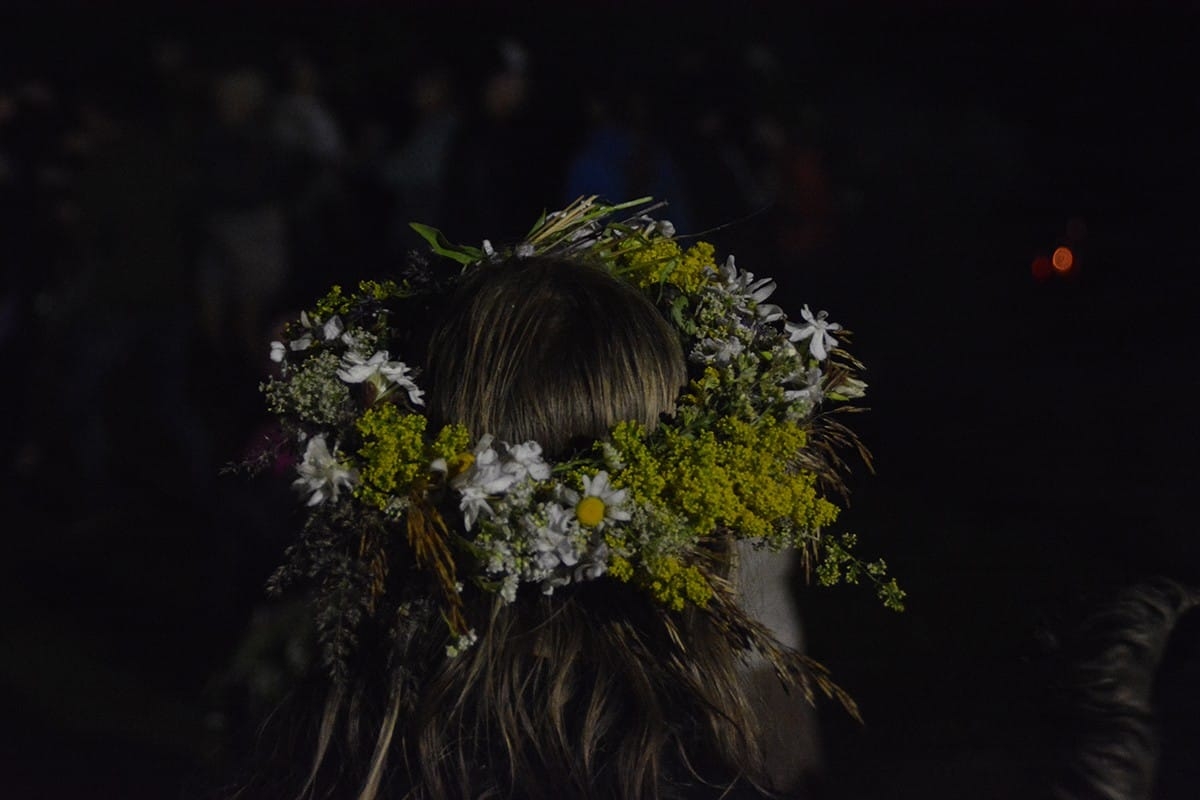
[323,316,344,340]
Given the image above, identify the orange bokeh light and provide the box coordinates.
[1052,246,1074,273]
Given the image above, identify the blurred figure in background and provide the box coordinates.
[194,65,288,370]
[441,37,558,243]
[381,60,461,254]
[564,82,694,234]
[271,49,353,306]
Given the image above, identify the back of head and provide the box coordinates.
[425,255,686,457]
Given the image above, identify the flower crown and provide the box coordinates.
[259,197,902,704]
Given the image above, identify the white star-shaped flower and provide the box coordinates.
[718,255,783,321]
[786,305,842,361]
[457,485,493,530]
[292,435,356,506]
[337,350,425,406]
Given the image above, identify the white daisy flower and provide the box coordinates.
[292,435,356,506]
[786,305,842,361]
[560,471,630,529]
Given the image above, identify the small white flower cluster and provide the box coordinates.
[447,437,630,598]
[271,315,431,507]
[439,435,551,529]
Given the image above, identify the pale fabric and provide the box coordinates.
[735,541,823,790]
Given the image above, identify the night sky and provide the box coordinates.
[3,4,1199,798]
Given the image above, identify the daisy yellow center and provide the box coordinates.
[576,496,606,528]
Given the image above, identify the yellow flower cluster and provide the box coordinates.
[429,422,472,464]
[712,417,840,545]
[312,284,351,318]
[356,279,401,301]
[618,239,716,294]
[355,405,427,509]
[609,421,668,501]
[312,279,403,320]
[354,404,471,510]
[611,414,840,548]
[607,552,634,582]
[644,555,714,611]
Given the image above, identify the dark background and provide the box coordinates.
[3,3,1199,798]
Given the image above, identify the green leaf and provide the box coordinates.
[525,208,549,239]
[409,222,482,265]
[669,294,700,335]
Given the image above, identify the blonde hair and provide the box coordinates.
[236,256,772,799]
